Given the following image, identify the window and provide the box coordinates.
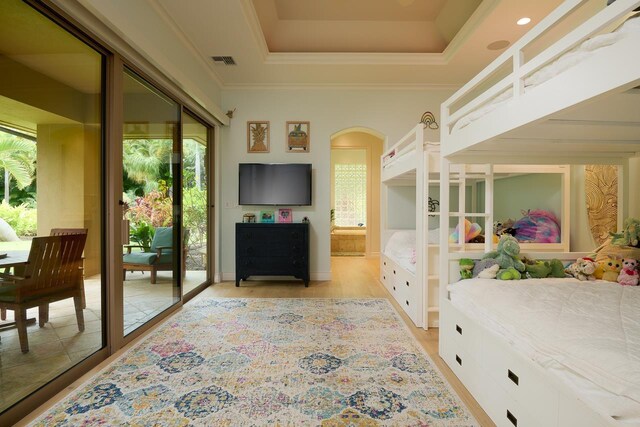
[334,164,366,226]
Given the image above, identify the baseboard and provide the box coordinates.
[213,272,221,283]
[366,252,380,259]
[220,272,332,282]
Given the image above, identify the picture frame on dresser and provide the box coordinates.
[278,208,292,223]
[260,210,275,223]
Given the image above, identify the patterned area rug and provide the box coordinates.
[32,298,476,426]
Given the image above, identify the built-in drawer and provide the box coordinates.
[479,371,543,427]
[442,301,482,357]
[557,391,608,427]
[440,336,479,398]
[481,328,559,427]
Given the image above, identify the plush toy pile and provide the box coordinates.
[456,234,640,286]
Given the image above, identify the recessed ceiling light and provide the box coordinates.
[487,40,510,51]
[517,17,531,26]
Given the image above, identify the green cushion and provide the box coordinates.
[123,251,173,266]
[123,252,157,265]
[151,227,173,252]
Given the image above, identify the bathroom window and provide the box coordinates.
[334,164,366,226]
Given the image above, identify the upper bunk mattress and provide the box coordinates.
[452,13,640,132]
[447,278,640,423]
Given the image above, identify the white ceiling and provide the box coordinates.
[152,0,574,88]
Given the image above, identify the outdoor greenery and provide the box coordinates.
[0,132,37,238]
[0,202,37,236]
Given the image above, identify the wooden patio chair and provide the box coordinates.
[123,226,188,284]
[50,228,88,309]
[0,234,87,353]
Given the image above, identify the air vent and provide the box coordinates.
[211,56,236,65]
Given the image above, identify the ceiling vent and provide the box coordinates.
[211,56,236,65]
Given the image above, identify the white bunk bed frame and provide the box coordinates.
[438,1,639,426]
[380,125,571,331]
[441,0,640,165]
[380,124,436,329]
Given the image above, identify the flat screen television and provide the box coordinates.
[239,163,312,206]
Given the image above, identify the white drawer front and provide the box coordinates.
[444,303,482,356]
[481,330,559,427]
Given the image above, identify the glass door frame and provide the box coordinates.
[182,108,214,301]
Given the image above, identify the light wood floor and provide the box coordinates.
[20,256,494,426]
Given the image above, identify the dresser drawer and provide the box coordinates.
[238,256,306,276]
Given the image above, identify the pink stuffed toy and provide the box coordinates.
[618,259,639,286]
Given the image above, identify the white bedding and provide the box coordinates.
[452,13,640,132]
[448,278,640,423]
[383,229,446,275]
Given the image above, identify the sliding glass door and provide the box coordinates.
[122,69,180,335]
[0,0,105,413]
[182,112,210,295]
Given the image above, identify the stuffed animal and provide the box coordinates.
[472,259,499,278]
[449,219,482,243]
[598,257,622,282]
[459,258,475,279]
[610,217,640,248]
[525,261,552,279]
[565,257,597,281]
[617,259,639,286]
[482,235,525,280]
[549,259,567,278]
[512,209,561,243]
[478,264,500,279]
[497,267,521,280]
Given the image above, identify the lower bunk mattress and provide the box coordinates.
[447,277,640,424]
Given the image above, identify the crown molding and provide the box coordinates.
[263,52,447,66]
[222,82,460,91]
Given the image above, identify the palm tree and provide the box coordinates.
[0,134,36,204]
[123,139,172,193]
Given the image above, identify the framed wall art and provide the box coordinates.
[247,121,270,153]
[286,121,310,152]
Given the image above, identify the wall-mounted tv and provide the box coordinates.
[239,163,312,206]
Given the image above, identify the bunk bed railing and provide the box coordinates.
[442,0,640,139]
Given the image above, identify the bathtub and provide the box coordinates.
[331,226,366,255]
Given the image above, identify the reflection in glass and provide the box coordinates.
[0,0,104,412]
[182,113,209,295]
[122,69,180,335]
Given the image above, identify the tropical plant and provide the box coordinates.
[129,220,155,252]
[126,190,173,228]
[0,202,37,236]
[0,134,36,203]
[123,139,173,194]
[183,185,207,248]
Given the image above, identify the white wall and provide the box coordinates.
[219,88,453,280]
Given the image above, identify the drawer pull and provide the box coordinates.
[405,300,409,306]
[383,275,386,280]
[455,354,462,366]
[508,369,519,386]
[393,286,396,291]
[506,410,517,426]
[393,270,396,274]
[384,261,386,266]
[405,281,409,287]
[456,324,463,335]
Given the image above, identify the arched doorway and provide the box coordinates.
[330,127,385,258]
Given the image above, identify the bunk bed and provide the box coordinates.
[441,0,640,165]
[381,125,571,330]
[438,1,640,426]
[380,124,438,329]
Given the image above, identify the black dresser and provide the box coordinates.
[235,222,310,287]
